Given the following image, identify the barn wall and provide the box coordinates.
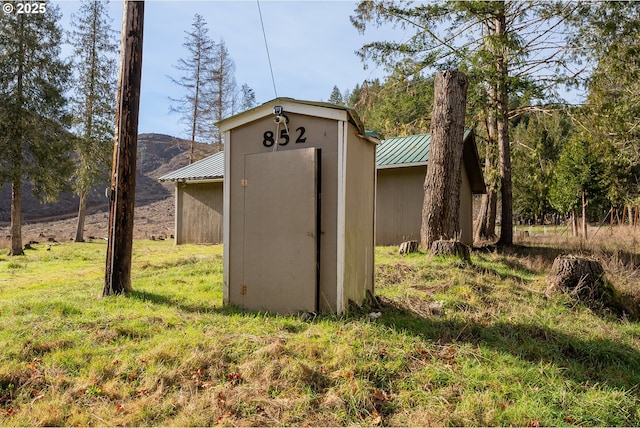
[176,182,223,244]
[375,165,475,246]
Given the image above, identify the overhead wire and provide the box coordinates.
[256,0,278,99]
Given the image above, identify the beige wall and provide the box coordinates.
[375,165,474,246]
[175,181,223,245]
[459,166,473,245]
[224,107,376,314]
[343,123,376,305]
[227,113,340,313]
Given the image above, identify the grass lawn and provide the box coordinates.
[0,238,639,426]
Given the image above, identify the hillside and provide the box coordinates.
[0,133,218,224]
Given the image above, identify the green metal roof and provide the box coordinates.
[376,134,432,168]
[376,129,473,168]
[376,129,485,193]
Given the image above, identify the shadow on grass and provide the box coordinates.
[129,289,232,315]
[495,243,640,270]
[377,299,640,392]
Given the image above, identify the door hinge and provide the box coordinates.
[241,178,248,187]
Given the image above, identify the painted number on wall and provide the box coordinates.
[262,127,307,147]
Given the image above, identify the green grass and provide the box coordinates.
[0,240,639,426]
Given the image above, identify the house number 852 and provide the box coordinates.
[262,127,307,147]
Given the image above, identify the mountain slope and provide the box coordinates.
[0,133,218,223]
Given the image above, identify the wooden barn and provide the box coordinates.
[158,151,224,245]
[375,130,486,246]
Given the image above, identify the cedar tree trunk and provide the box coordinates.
[75,189,87,242]
[420,70,468,250]
[9,182,24,256]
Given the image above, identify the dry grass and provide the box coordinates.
[514,225,640,303]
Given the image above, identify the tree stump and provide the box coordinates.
[430,239,471,263]
[546,255,627,316]
[399,240,419,255]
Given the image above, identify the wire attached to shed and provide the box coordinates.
[257,0,278,99]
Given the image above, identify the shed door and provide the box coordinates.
[241,148,319,314]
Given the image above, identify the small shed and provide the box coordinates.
[376,130,486,246]
[217,97,378,315]
[158,151,224,245]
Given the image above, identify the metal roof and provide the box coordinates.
[376,129,473,168]
[158,151,224,182]
[376,129,485,193]
[377,134,432,168]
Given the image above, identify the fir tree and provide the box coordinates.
[169,14,216,159]
[68,0,118,242]
[209,38,237,145]
[351,0,588,245]
[0,0,73,256]
[240,83,257,111]
[328,85,344,105]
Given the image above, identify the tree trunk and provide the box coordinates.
[493,12,513,247]
[474,193,490,243]
[571,208,578,237]
[9,182,24,256]
[610,206,614,226]
[75,189,87,242]
[581,191,588,239]
[486,189,497,237]
[104,0,144,296]
[420,70,468,250]
[474,114,498,242]
[546,255,631,318]
[546,255,605,295]
[430,239,471,263]
[399,240,419,255]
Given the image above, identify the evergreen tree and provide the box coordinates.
[575,2,640,210]
[240,83,256,111]
[328,85,344,105]
[169,14,216,159]
[0,0,73,256]
[68,0,118,242]
[351,71,435,138]
[209,38,237,145]
[549,136,603,238]
[351,1,588,245]
[511,109,574,223]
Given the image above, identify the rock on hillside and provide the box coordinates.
[0,133,218,223]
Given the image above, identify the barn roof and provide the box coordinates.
[158,150,224,183]
[377,129,486,194]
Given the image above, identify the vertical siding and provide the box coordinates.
[177,182,223,244]
[375,167,425,245]
[375,165,474,246]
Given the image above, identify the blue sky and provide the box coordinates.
[54,0,399,139]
